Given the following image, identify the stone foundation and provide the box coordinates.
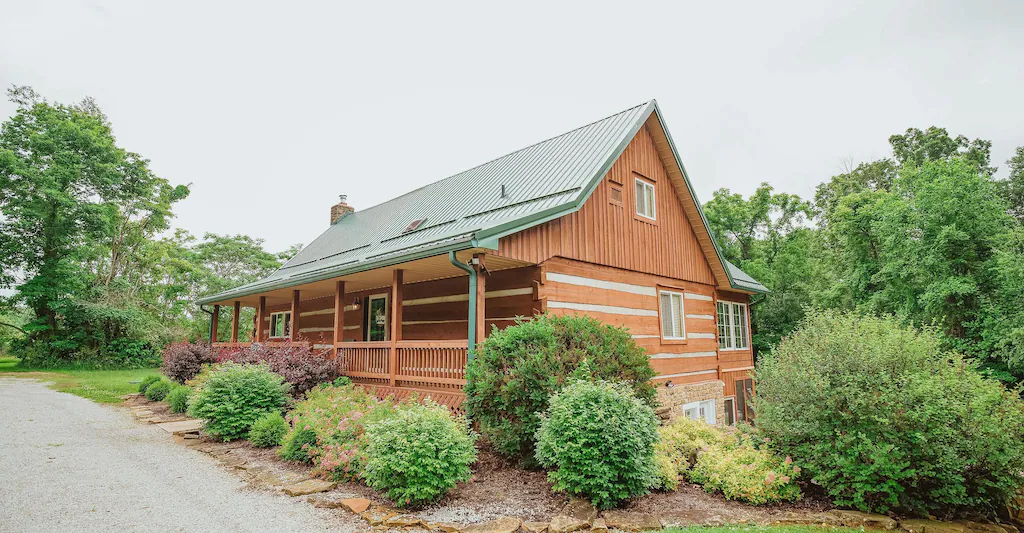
[655,380,726,425]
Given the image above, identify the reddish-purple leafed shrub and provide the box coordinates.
[216,342,337,395]
[161,341,217,383]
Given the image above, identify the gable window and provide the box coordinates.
[635,177,656,220]
[716,301,749,350]
[269,311,292,339]
[682,399,716,425]
[659,290,685,340]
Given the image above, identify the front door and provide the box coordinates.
[365,294,388,341]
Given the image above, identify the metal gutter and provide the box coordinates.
[448,251,478,360]
[199,304,215,342]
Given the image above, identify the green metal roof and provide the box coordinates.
[726,261,769,293]
[198,100,766,304]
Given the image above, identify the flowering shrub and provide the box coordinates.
[144,379,172,401]
[652,417,726,490]
[188,363,290,441]
[217,342,337,395]
[166,385,190,413]
[277,381,396,480]
[364,401,478,507]
[161,341,216,383]
[249,412,289,448]
[687,432,801,505]
[535,379,659,509]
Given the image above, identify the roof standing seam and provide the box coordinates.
[197,101,768,304]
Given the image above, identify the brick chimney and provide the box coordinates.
[330,195,355,224]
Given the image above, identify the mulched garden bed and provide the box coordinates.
[124,394,1019,533]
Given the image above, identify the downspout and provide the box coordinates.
[199,304,215,343]
[448,251,477,360]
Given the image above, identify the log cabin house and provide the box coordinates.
[197,100,767,424]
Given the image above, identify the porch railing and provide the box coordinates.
[336,340,469,391]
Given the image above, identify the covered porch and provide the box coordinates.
[205,250,541,404]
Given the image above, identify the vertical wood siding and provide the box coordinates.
[497,125,716,285]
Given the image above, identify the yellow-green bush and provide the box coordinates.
[652,418,800,505]
[652,417,726,490]
[688,434,801,505]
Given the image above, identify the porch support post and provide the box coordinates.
[290,290,300,342]
[230,301,240,343]
[473,253,487,346]
[256,296,267,342]
[389,269,404,386]
[333,281,345,357]
[210,305,220,343]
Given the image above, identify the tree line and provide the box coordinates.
[4,86,1024,385]
[706,126,1024,386]
[0,87,298,366]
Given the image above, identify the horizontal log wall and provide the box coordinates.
[496,124,716,285]
[259,266,540,346]
[538,257,752,385]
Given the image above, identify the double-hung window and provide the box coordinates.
[635,178,656,220]
[269,311,291,339]
[659,290,685,340]
[716,301,749,350]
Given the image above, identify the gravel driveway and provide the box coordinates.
[0,377,367,533]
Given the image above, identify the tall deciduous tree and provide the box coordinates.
[0,86,188,360]
[703,183,814,352]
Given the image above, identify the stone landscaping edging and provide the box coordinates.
[122,394,1024,533]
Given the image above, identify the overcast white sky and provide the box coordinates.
[2,1,1023,254]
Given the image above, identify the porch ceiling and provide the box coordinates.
[205,249,532,308]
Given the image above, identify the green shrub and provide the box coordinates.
[166,385,191,413]
[279,427,318,462]
[277,381,396,479]
[534,379,658,509]
[187,363,290,441]
[250,412,288,448]
[653,417,726,490]
[138,374,162,393]
[755,310,1024,516]
[465,314,656,461]
[364,402,478,507]
[144,379,172,401]
[688,432,801,505]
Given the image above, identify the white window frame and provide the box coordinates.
[658,289,686,340]
[634,177,656,221]
[723,397,736,426]
[269,311,292,339]
[681,399,716,425]
[717,300,749,350]
[364,293,389,342]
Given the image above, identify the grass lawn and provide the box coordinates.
[667,523,860,527]
[0,356,159,404]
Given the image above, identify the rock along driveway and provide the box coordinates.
[0,377,366,533]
